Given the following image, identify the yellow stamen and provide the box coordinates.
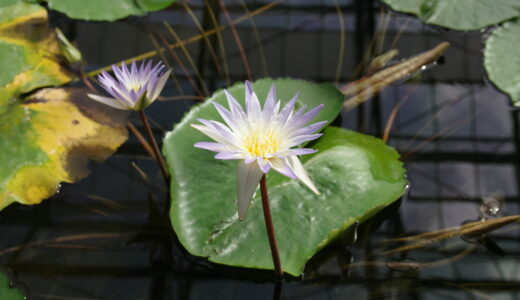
[131,84,140,92]
[243,129,280,157]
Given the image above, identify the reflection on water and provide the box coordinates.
[1,0,519,299]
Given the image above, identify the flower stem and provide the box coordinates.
[138,110,169,185]
[260,175,283,281]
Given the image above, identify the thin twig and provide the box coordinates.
[218,0,253,80]
[138,110,169,185]
[158,95,205,101]
[260,175,283,281]
[87,1,283,78]
[127,121,156,159]
[382,94,410,143]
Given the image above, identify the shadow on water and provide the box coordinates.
[1,0,520,299]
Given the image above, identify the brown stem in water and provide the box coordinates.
[260,175,283,281]
[138,110,169,185]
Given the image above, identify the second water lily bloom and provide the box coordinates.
[192,81,326,219]
[88,60,172,111]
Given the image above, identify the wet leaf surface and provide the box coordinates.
[0,269,25,300]
[0,1,73,109]
[163,79,407,276]
[484,18,520,105]
[0,88,128,210]
[44,0,178,21]
[382,0,520,30]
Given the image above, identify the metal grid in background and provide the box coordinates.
[2,0,519,299]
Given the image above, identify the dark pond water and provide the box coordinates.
[1,0,519,299]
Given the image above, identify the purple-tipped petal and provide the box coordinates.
[224,90,246,119]
[212,102,241,133]
[197,119,239,146]
[244,80,254,104]
[215,151,244,160]
[246,90,262,122]
[94,60,170,111]
[149,69,171,101]
[263,84,276,118]
[288,156,319,194]
[191,123,234,146]
[257,157,271,173]
[289,120,327,137]
[286,148,318,156]
[87,94,129,110]
[270,157,297,179]
[287,133,323,146]
[194,142,228,152]
[278,92,299,123]
[287,104,324,129]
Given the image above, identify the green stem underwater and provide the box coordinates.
[138,110,170,186]
[259,175,283,281]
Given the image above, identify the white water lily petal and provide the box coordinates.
[87,94,129,110]
[88,60,171,111]
[288,156,319,195]
[191,124,234,146]
[237,160,263,220]
[215,151,245,160]
[192,81,325,218]
[194,142,229,152]
[278,92,299,123]
[263,84,276,118]
[150,69,172,101]
[270,157,297,179]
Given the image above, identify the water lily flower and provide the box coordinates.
[87,60,172,111]
[192,81,326,219]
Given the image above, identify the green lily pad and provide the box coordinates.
[0,269,25,300]
[383,0,520,30]
[44,0,177,21]
[0,2,128,210]
[0,1,73,110]
[163,79,407,276]
[0,88,128,210]
[484,18,520,105]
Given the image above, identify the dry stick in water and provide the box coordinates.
[341,42,450,111]
[260,175,283,281]
[138,111,170,185]
[87,1,283,78]
[127,121,156,159]
[384,215,520,254]
[218,0,253,80]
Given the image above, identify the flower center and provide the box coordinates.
[131,84,141,92]
[243,129,280,157]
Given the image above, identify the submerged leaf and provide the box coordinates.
[163,79,407,276]
[0,88,128,210]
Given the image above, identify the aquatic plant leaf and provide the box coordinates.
[484,19,520,105]
[382,0,520,30]
[0,269,24,300]
[342,42,449,110]
[163,79,407,276]
[0,1,74,109]
[0,88,128,210]
[44,0,177,21]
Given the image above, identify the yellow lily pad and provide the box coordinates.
[0,1,73,110]
[0,88,128,210]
